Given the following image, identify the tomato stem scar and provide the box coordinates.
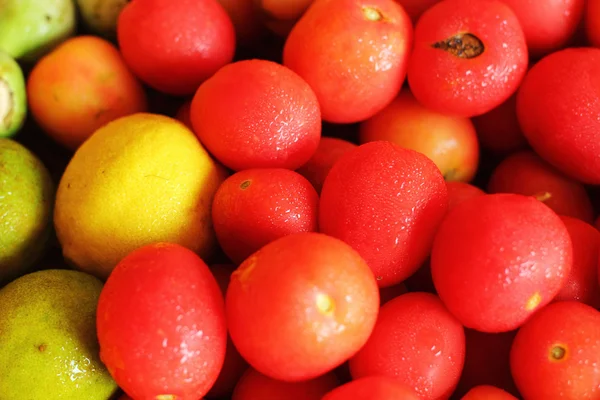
[240,180,252,190]
[316,293,335,315]
[362,6,383,21]
[432,33,484,59]
[156,395,177,400]
[533,191,552,202]
[525,292,542,311]
[550,344,567,361]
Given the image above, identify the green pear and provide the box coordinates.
[0,51,27,138]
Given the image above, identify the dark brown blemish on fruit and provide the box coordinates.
[45,14,52,22]
[432,33,484,59]
[37,344,47,352]
[550,344,567,361]
[362,6,384,21]
[240,180,252,190]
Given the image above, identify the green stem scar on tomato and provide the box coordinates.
[432,33,484,59]
[362,6,383,21]
[550,345,567,362]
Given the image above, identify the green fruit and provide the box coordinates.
[0,51,27,138]
[76,0,130,39]
[0,269,118,400]
[0,139,54,284]
[0,0,76,62]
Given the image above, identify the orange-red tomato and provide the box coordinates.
[446,181,486,212]
[322,376,420,400]
[460,385,518,400]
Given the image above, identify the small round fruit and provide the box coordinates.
[0,51,27,138]
[319,141,448,287]
[446,181,485,212]
[407,0,528,117]
[283,0,413,123]
[117,0,235,96]
[359,89,479,182]
[431,193,573,332]
[349,292,465,400]
[510,301,600,399]
[27,35,147,150]
[586,0,600,47]
[232,368,339,400]
[212,168,319,265]
[461,385,518,400]
[191,59,321,171]
[322,376,420,400]
[97,243,227,399]
[516,47,600,184]
[487,151,595,223]
[226,232,379,382]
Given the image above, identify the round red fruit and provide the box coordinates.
[283,0,413,123]
[431,193,573,332]
[349,292,465,399]
[510,301,600,399]
[322,376,420,400]
[446,181,485,212]
[190,59,321,171]
[117,0,235,96]
[461,385,518,400]
[407,0,528,117]
[212,168,319,265]
[96,243,227,400]
[226,232,379,382]
[516,47,600,184]
[319,141,448,288]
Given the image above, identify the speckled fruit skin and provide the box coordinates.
[510,301,600,399]
[349,292,466,400]
[487,151,595,223]
[516,47,600,184]
[446,181,485,212]
[283,0,413,123]
[461,385,518,400]
[319,141,448,288]
[117,0,236,96]
[407,0,528,118]
[322,376,420,400]
[431,193,573,333]
[586,0,600,47]
[190,59,321,171]
[96,243,227,400]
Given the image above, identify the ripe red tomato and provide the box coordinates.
[211,168,319,265]
[283,0,413,123]
[586,0,600,47]
[117,0,235,96]
[516,47,600,184]
[96,243,227,400]
[460,385,518,400]
[487,151,595,223]
[446,181,486,212]
[407,0,528,117]
[431,193,573,333]
[319,141,448,288]
[226,232,380,382]
[232,368,339,400]
[190,59,321,171]
[349,292,465,400]
[322,376,420,400]
[510,301,600,399]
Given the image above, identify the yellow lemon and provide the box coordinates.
[54,113,228,279]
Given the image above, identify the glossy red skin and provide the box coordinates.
[212,168,319,265]
[395,0,441,23]
[471,94,528,155]
[379,282,408,306]
[446,181,485,212]
[319,141,448,288]
[96,243,227,400]
[349,293,465,399]
[460,385,518,400]
[431,193,573,333]
[511,301,600,399]
[175,100,193,131]
[500,0,585,58]
[487,151,595,223]
[191,59,321,171]
[231,368,339,400]
[553,216,600,308]
[322,376,420,400]
[296,137,358,194]
[587,0,600,47]
[517,47,600,184]
[407,0,528,118]
[226,232,380,382]
[283,0,413,123]
[117,0,235,96]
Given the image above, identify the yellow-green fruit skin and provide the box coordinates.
[76,0,130,39]
[0,269,118,399]
[0,139,54,284]
[0,51,27,138]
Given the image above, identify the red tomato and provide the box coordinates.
[96,243,227,400]
[407,0,528,117]
[379,282,408,306]
[516,47,600,184]
[510,301,600,399]
[283,0,413,123]
[431,193,573,332]
[319,141,448,288]
[190,59,321,171]
[322,376,420,400]
[296,137,358,194]
[395,0,441,23]
[226,232,380,381]
[212,168,319,265]
[446,181,486,212]
[231,368,339,400]
[349,292,466,400]
[460,385,518,400]
[174,100,193,131]
[553,216,600,308]
[117,0,235,96]
[487,151,595,223]
[586,0,600,47]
